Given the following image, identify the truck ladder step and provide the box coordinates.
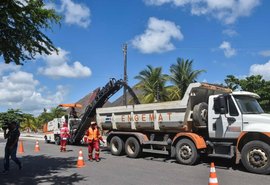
[143,149,169,155]
[208,153,234,159]
[212,142,233,146]
[143,141,169,146]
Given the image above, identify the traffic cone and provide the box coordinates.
[18,140,24,154]
[209,162,219,185]
[77,149,85,168]
[34,140,40,152]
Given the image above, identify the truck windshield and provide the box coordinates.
[233,95,264,114]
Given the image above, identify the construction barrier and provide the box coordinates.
[77,149,85,168]
[34,140,40,152]
[209,162,219,185]
[18,140,24,154]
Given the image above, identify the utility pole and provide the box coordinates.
[123,43,128,106]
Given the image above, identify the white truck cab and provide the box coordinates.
[208,91,270,174]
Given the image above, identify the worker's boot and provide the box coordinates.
[88,154,93,162]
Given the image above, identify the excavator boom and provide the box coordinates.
[70,78,140,144]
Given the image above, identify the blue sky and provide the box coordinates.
[1,0,270,115]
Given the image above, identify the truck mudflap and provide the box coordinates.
[172,132,207,149]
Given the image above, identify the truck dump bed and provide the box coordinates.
[97,82,231,132]
[97,100,187,132]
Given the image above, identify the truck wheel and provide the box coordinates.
[55,136,60,145]
[241,141,270,174]
[193,102,208,127]
[125,137,142,158]
[175,138,199,165]
[110,136,124,156]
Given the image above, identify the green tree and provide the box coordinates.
[0,0,61,65]
[224,75,270,112]
[170,58,206,99]
[50,107,66,118]
[20,113,37,132]
[224,75,240,90]
[0,109,23,127]
[135,65,169,103]
[36,106,67,131]
[36,109,54,129]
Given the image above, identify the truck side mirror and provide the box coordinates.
[214,95,228,114]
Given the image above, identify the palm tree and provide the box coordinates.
[20,113,37,132]
[170,58,206,99]
[50,107,66,118]
[135,65,169,103]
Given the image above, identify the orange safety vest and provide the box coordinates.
[87,127,101,141]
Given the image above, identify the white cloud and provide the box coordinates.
[259,50,270,57]
[38,48,91,78]
[60,0,91,28]
[222,29,238,37]
[144,0,190,6]
[0,71,66,115]
[131,17,183,53]
[45,0,91,28]
[0,63,21,75]
[219,41,236,58]
[249,60,270,80]
[144,0,260,24]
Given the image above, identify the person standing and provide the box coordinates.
[60,121,70,152]
[86,122,104,162]
[2,121,22,174]
[69,107,78,118]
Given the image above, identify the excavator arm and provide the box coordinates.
[70,78,140,144]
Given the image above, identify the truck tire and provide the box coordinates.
[125,137,142,158]
[55,136,60,145]
[193,102,208,127]
[110,136,124,156]
[175,138,199,165]
[241,141,270,174]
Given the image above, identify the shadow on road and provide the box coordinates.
[200,156,247,172]
[0,155,86,185]
[102,145,250,174]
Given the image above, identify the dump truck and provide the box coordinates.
[96,82,270,174]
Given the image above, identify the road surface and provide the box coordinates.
[0,137,269,185]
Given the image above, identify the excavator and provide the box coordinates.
[44,78,140,145]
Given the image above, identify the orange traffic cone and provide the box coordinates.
[209,162,219,185]
[18,140,24,154]
[77,149,85,168]
[34,140,40,152]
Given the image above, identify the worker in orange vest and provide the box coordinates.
[86,121,104,162]
[60,121,70,152]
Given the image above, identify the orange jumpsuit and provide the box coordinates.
[86,127,103,161]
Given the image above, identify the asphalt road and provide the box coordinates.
[0,137,270,185]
